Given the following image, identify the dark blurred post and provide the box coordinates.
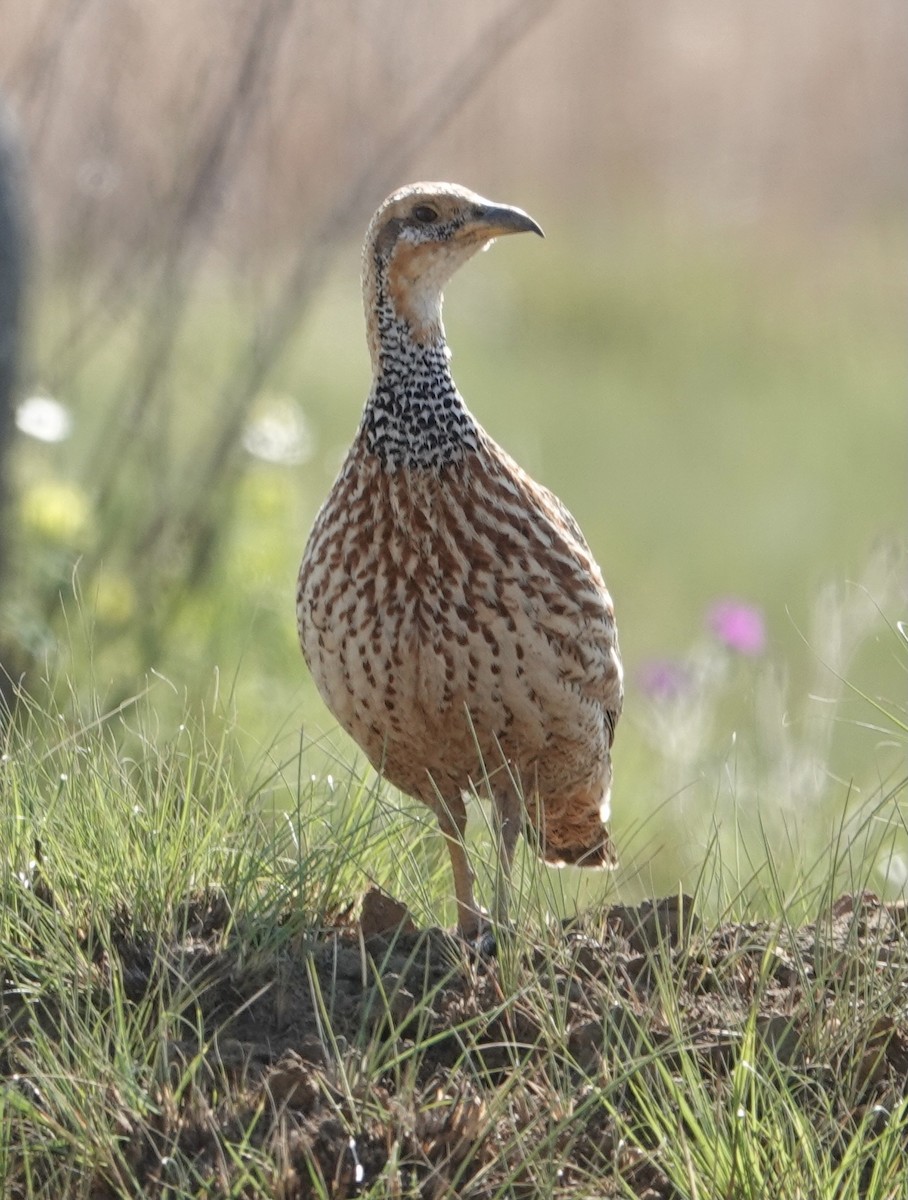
[0,99,26,714]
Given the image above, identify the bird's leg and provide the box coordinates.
[435,796,480,937]
[492,788,522,926]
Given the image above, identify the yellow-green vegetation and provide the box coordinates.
[0,671,906,1197]
[10,215,904,880]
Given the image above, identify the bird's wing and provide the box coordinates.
[475,438,624,727]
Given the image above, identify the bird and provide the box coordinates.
[297,182,623,939]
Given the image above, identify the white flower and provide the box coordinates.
[16,395,72,443]
[242,395,313,465]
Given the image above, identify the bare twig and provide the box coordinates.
[91,0,296,525]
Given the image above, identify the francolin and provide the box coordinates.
[297,183,623,938]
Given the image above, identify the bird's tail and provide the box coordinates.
[540,829,618,869]
[522,779,618,868]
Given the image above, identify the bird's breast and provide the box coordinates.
[298,440,620,802]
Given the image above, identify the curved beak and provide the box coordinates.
[474,202,545,239]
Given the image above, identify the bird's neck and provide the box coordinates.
[362,283,479,470]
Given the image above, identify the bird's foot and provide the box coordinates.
[458,913,517,958]
[473,928,499,957]
[455,899,488,942]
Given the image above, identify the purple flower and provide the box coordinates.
[707,599,766,656]
[638,659,691,700]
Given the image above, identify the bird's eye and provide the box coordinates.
[412,204,439,224]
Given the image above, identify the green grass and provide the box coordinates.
[0,676,906,1197]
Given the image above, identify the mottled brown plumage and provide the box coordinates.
[297,183,623,936]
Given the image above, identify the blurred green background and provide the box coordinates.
[1,0,904,894]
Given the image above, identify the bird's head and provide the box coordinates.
[363,182,544,362]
